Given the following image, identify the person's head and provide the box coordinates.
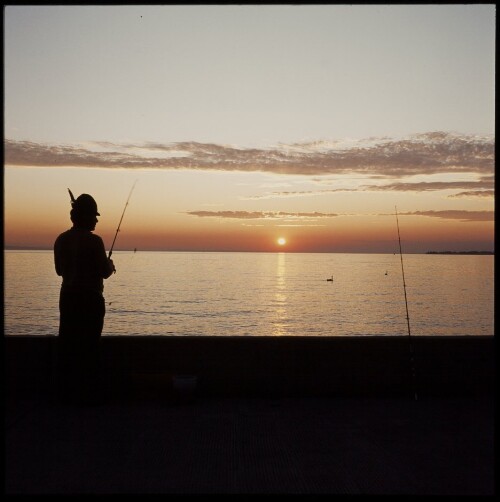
[70,194,100,231]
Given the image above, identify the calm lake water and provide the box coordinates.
[4,250,494,337]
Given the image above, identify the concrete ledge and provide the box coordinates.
[4,335,495,398]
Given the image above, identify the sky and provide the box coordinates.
[3,4,495,253]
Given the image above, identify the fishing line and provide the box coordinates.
[395,206,418,401]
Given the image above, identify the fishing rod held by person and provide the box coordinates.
[395,206,418,401]
[108,180,138,260]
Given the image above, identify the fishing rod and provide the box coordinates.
[108,180,138,260]
[395,206,418,401]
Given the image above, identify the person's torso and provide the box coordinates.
[55,228,106,294]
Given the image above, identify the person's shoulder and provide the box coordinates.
[89,232,105,243]
[55,228,72,242]
[88,232,106,248]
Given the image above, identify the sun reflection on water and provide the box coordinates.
[273,252,288,336]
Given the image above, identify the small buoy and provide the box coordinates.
[326,276,333,282]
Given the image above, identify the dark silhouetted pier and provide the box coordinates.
[5,335,494,495]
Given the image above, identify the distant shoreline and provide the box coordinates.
[425,251,494,255]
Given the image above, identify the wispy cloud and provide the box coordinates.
[184,210,339,220]
[185,209,494,223]
[5,131,494,177]
[395,210,494,222]
[242,190,344,200]
[243,178,495,200]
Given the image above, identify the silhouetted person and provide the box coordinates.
[54,193,115,405]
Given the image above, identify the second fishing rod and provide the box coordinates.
[395,206,418,401]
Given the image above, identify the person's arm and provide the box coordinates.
[96,236,115,278]
[106,258,116,276]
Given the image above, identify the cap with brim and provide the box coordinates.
[73,194,100,216]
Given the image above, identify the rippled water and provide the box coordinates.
[4,250,494,337]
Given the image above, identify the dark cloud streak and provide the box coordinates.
[362,180,494,192]
[448,190,494,198]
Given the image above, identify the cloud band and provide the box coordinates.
[5,131,494,177]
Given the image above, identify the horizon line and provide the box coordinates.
[3,246,494,255]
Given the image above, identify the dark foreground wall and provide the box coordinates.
[4,336,495,399]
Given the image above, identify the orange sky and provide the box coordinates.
[4,199,494,253]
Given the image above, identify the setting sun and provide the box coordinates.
[277,237,286,246]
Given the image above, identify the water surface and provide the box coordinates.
[4,250,494,337]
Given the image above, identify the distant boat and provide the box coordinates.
[134,248,137,253]
[326,276,333,282]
